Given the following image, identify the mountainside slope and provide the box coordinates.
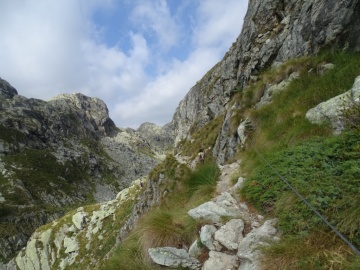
[0,81,173,261]
[171,0,360,163]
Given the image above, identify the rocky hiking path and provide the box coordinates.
[216,162,241,195]
[150,156,279,270]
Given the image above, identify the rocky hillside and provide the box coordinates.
[0,80,173,261]
[171,0,360,163]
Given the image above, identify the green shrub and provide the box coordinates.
[186,160,220,195]
[241,131,360,238]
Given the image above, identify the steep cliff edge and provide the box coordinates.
[171,0,360,163]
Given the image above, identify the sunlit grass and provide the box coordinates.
[237,51,360,269]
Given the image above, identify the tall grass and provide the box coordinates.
[102,158,220,270]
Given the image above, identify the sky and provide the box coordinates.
[0,0,248,128]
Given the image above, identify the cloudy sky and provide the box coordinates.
[0,0,248,128]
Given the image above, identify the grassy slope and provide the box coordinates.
[236,51,360,269]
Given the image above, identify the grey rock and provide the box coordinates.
[237,219,278,270]
[188,201,232,223]
[200,225,217,251]
[0,260,17,270]
[255,72,299,108]
[214,219,244,250]
[203,251,239,270]
[237,118,253,148]
[63,237,79,254]
[72,211,87,230]
[137,122,174,154]
[170,0,360,163]
[188,239,203,258]
[0,77,18,99]
[188,193,241,223]
[148,247,201,270]
[306,76,360,133]
[0,80,166,259]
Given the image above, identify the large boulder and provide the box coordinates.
[203,251,239,270]
[214,219,244,250]
[148,247,201,270]
[306,76,360,133]
[237,219,278,270]
[188,193,242,223]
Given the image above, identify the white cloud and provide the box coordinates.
[131,0,180,51]
[81,32,149,99]
[193,0,248,48]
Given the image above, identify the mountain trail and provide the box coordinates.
[216,161,241,195]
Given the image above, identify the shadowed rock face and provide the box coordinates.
[0,78,173,261]
[170,0,360,164]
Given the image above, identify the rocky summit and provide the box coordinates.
[1,0,360,269]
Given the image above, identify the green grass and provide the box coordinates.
[236,51,360,269]
[241,131,360,239]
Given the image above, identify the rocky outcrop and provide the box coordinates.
[137,122,174,154]
[171,0,360,164]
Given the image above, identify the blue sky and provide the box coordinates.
[0,0,248,128]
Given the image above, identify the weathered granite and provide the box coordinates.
[200,225,217,251]
[148,247,201,270]
[214,219,244,250]
[306,75,360,133]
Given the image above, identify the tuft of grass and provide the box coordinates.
[240,130,360,267]
[103,233,158,270]
[139,209,197,256]
[260,230,360,270]
[102,158,220,270]
[0,124,26,144]
[186,160,220,195]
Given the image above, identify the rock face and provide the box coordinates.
[0,78,173,262]
[170,0,360,164]
[137,122,174,154]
